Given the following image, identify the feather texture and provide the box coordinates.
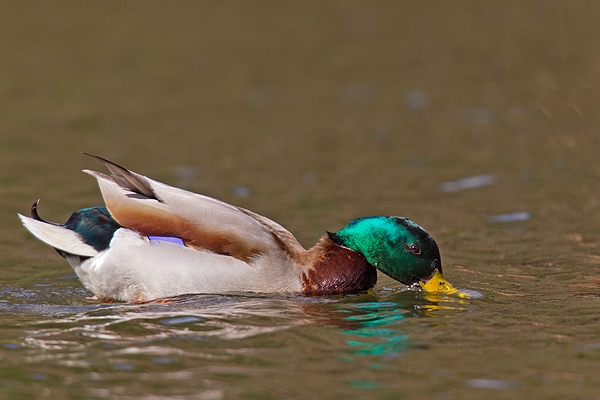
[82,153,157,199]
[75,229,302,301]
[83,165,304,262]
[18,214,99,257]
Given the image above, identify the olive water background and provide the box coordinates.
[2,2,600,399]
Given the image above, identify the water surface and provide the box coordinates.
[2,2,600,398]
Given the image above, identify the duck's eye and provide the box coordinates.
[409,244,421,255]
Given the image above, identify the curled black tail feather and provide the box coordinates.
[31,200,59,225]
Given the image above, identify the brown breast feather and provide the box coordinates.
[301,236,377,295]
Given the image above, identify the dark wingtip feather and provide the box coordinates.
[82,152,129,171]
[83,152,159,200]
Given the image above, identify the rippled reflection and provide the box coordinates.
[12,283,478,359]
[336,289,481,357]
[341,302,409,357]
[0,273,486,398]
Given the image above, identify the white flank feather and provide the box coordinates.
[18,214,99,257]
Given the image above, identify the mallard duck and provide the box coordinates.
[18,154,462,302]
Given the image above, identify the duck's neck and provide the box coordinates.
[300,236,377,295]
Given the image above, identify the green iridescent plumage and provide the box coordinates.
[329,216,441,285]
[64,206,121,252]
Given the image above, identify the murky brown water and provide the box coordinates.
[2,2,600,398]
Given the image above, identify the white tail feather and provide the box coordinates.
[18,214,99,257]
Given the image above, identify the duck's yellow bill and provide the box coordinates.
[419,270,472,299]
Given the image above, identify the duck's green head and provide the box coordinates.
[329,216,445,289]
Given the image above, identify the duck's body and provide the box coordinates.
[63,227,376,301]
[19,155,452,302]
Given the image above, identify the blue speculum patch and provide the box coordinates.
[148,236,186,246]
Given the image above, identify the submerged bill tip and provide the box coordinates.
[419,270,478,299]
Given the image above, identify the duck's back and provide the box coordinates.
[89,167,303,258]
